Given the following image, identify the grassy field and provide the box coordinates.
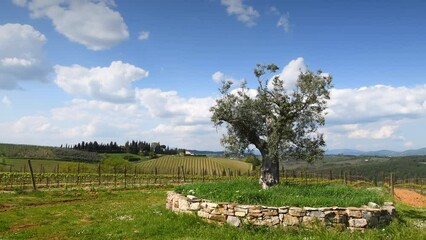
[0,186,425,240]
[176,179,387,207]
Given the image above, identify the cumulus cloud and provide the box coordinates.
[220,0,259,27]
[0,89,221,150]
[327,85,426,124]
[138,31,150,40]
[136,88,215,124]
[0,23,50,89]
[211,71,241,84]
[14,0,129,50]
[347,125,398,139]
[277,13,291,32]
[54,61,148,103]
[267,57,307,91]
[323,84,426,150]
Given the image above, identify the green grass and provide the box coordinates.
[176,179,388,207]
[0,187,424,240]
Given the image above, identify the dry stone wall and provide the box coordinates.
[166,191,396,231]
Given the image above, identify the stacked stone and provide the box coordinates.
[166,191,396,231]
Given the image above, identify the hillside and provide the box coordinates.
[136,156,252,175]
[326,147,426,156]
[282,155,426,180]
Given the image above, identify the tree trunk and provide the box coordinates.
[259,154,279,189]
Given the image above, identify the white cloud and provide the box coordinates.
[327,85,426,124]
[138,31,150,40]
[211,71,241,84]
[12,116,56,133]
[136,88,215,124]
[277,13,290,32]
[269,6,280,15]
[267,57,307,91]
[212,71,225,83]
[323,84,426,150]
[230,88,258,99]
[2,96,12,106]
[0,23,50,89]
[0,88,221,150]
[14,0,129,50]
[347,125,398,139]
[54,61,148,103]
[220,0,259,27]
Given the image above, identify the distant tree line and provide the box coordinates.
[70,140,179,156]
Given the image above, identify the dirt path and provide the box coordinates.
[394,188,426,208]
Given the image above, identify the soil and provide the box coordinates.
[394,188,426,208]
[9,224,36,232]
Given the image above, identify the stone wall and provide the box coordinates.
[166,191,396,231]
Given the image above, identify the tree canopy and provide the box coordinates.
[210,64,332,188]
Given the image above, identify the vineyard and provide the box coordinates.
[0,156,253,191]
[136,156,252,175]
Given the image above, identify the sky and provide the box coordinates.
[0,0,426,152]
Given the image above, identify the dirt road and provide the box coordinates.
[394,188,426,208]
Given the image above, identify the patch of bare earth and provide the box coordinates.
[394,188,426,208]
[9,224,36,232]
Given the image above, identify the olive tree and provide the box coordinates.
[210,64,332,189]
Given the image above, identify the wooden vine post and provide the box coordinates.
[27,160,37,191]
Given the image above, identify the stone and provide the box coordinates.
[307,210,325,218]
[263,210,278,216]
[249,209,262,213]
[349,219,368,228]
[383,202,394,206]
[283,215,300,226]
[247,212,263,218]
[197,211,209,218]
[207,203,218,208]
[235,211,247,217]
[211,208,225,215]
[278,207,289,214]
[271,216,280,225]
[368,202,380,209]
[346,208,363,218]
[178,199,190,211]
[303,207,318,211]
[227,216,241,227]
[209,214,226,222]
[190,202,201,211]
[382,206,396,216]
[289,207,305,217]
[234,207,249,214]
[187,195,199,202]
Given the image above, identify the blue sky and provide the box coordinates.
[1,0,426,151]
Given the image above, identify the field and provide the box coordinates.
[136,156,252,175]
[176,179,387,207]
[0,155,253,191]
[0,186,425,240]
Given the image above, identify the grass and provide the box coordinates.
[176,178,388,207]
[0,186,425,240]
